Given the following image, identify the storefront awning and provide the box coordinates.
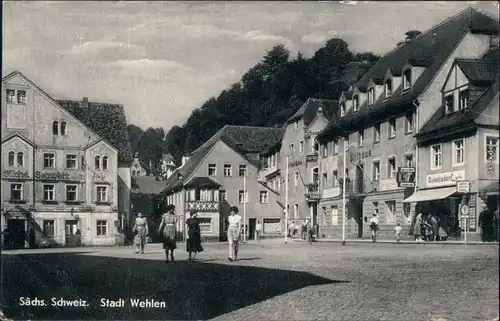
[479,181,499,196]
[402,187,457,203]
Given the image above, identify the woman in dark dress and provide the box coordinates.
[158,204,177,263]
[186,210,204,262]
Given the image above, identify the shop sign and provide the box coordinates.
[289,160,303,167]
[2,170,29,179]
[456,181,470,193]
[397,167,416,187]
[35,171,70,180]
[426,170,465,188]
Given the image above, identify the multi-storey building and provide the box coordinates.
[2,71,132,247]
[263,98,337,232]
[162,125,284,241]
[316,8,498,239]
[406,48,499,238]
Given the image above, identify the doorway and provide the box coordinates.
[356,165,364,193]
[249,218,256,240]
[7,219,26,249]
[354,201,363,238]
[65,220,78,246]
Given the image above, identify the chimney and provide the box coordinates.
[82,97,89,108]
[317,105,324,115]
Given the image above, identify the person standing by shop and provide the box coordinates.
[186,210,203,262]
[133,212,148,254]
[158,205,178,263]
[370,213,379,243]
[429,215,439,241]
[492,207,499,242]
[479,206,493,242]
[227,206,242,262]
[255,219,262,243]
[414,213,423,242]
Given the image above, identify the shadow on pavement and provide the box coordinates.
[2,253,347,320]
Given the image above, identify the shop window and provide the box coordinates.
[96,220,107,236]
[43,220,55,237]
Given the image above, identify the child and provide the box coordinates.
[395,223,403,243]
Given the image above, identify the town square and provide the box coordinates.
[1,1,499,320]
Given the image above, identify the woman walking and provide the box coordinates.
[158,204,177,263]
[186,210,204,262]
[133,212,148,254]
[414,212,423,242]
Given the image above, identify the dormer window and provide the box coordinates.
[403,69,412,90]
[353,95,360,112]
[368,88,375,105]
[458,87,468,110]
[384,79,392,98]
[340,103,346,117]
[444,92,454,114]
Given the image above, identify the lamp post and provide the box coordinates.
[342,138,347,246]
[243,168,247,244]
[285,155,289,244]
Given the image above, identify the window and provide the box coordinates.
[299,141,304,154]
[452,139,465,165]
[389,119,396,138]
[486,136,499,163]
[66,154,77,169]
[405,114,413,134]
[444,93,454,114]
[219,190,227,201]
[403,69,412,90]
[388,157,396,178]
[17,152,24,167]
[294,121,299,130]
[372,161,380,181]
[322,173,328,186]
[312,167,319,185]
[353,95,360,111]
[10,183,23,201]
[6,89,15,103]
[384,79,392,98]
[332,170,338,187]
[368,88,375,105]
[66,185,78,202]
[96,220,107,236]
[374,124,381,143]
[52,121,59,135]
[263,218,281,233]
[294,204,299,219]
[312,141,319,154]
[239,165,247,177]
[8,151,15,166]
[431,144,442,169]
[385,201,396,224]
[96,186,108,203]
[322,143,328,158]
[198,218,212,233]
[404,154,414,167]
[259,191,269,204]
[333,139,338,154]
[95,156,101,170]
[403,203,412,224]
[340,103,346,117]
[208,164,216,176]
[294,171,299,187]
[102,156,108,170]
[43,153,55,168]
[17,90,26,104]
[223,164,232,177]
[238,190,248,204]
[331,206,339,226]
[43,220,55,237]
[60,121,67,135]
[358,130,364,147]
[43,184,55,201]
[458,88,468,110]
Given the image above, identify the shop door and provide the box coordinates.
[8,219,26,249]
[65,220,78,246]
[355,201,363,238]
[249,218,256,240]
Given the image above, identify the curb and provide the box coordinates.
[291,239,499,245]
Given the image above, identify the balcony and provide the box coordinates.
[305,183,321,202]
[339,179,365,195]
[306,152,319,163]
[186,201,219,212]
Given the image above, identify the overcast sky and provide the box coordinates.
[3,1,498,131]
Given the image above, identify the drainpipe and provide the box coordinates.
[412,99,420,195]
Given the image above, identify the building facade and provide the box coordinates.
[409,49,499,238]
[316,8,499,239]
[2,71,120,247]
[163,125,284,241]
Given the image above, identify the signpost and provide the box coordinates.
[459,204,469,245]
[456,181,470,194]
[397,167,416,188]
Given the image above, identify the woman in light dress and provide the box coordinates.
[158,204,177,263]
[133,212,148,254]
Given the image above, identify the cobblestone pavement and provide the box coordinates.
[2,241,498,321]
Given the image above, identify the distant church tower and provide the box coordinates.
[159,153,176,179]
[130,153,147,177]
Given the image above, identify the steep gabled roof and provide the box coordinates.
[57,99,133,166]
[417,72,499,142]
[1,133,35,147]
[131,176,169,195]
[455,57,498,85]
[287,98,338,125]
[318,7,499,141]
[162,125,285,194]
